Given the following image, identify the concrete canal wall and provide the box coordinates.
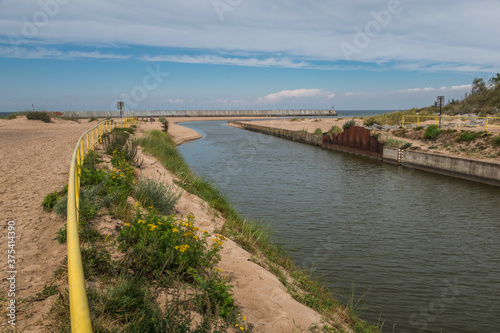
[384,147,500,187]
[230,121,323,146]
[63,109,336,118]
[233,121,500,187]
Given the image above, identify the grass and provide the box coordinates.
[138,129,380,332]
[133,175,182,215]
[45,129,253,332]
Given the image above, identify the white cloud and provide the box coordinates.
[257,88,335,103]
[167,99,184,104]
[398,84,471,94]
[142,54,308,69]
[0,45,130,59]
[1,0,499,72]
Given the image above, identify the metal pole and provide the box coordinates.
[439,104,442,129]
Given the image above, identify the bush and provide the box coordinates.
[424,125,441,140]
[160,117,169,132]
[88,117,98,122]
[327,125,342,135]
[133,176,181,215]
[342,119,356,130]
[42,191,62,212]
[103,129,141,166]
[457,131,478,142]
[6,113,18,120]
[384,138,405,148]
[26,111,51,123]
[401,142,412,150]
[493,136,500,147]
[363,116,378,127]
[118,210,222,280]
[313,128,323,135]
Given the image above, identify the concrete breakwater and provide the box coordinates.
[384,147,500,186]
[63,109,337,118]
[231,121,500,187]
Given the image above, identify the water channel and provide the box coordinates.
[177,116,500,332]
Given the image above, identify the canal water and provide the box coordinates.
[177,117,500,333]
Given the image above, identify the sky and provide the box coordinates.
[1,0,499,112]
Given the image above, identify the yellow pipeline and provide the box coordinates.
[66,117,135,332]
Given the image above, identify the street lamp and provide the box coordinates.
[117,101,124,118]
[437,96,444,128]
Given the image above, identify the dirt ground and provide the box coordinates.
[0,116,336,332]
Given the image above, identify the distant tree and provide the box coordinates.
[488,73,500,88]
[471,77,487,95]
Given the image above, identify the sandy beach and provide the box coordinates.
[0,116,341,332]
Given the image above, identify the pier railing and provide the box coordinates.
[66,117,136,332]
[402,115,500,132]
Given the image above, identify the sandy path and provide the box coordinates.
[0,117,97,331]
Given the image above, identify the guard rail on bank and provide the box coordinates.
[402,115,500,132]
[66,117,136,332]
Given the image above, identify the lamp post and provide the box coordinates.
[117,101,124,118]
[437,96,444,128]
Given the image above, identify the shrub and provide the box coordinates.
[54,196,68,219]
[384,137,405,148]
[493,136,500,147]
[457,131,478,142]
[133,176,181,215]
[88,117,98,122]
[103,129,141,166]
[42,191,62,212]
[363,116,378,127]
[195,274,237,319]
[342,119,356,130]
[429,145,439,149]
[26,111,51,123]
[118,210,222,280]
[6,113,18,120]
[159,117,169,132]
[327,125,342,135]
[313,128,323,135]
[424,125,441,140]
[401,142,412,150]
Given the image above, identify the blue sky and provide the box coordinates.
[1,0,499,112]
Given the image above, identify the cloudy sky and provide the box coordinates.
[1,0,499,112]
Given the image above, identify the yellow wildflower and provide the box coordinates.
[124,223,130,227]
[174,244,190,252]
[172,228,178,233]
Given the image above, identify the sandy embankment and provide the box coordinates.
[0,116,336,332]
[138,119,328,332]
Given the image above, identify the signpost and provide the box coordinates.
[117,101,124,118]
[437,96,444,128]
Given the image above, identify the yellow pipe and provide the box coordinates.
[67,150,92,332]
[80,140,84,165]
[486,118,489,133]
[66,118,131,332]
